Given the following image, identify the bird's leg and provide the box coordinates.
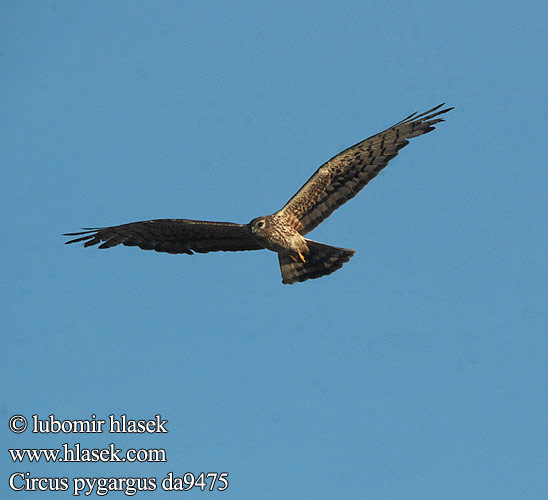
[290,250,307,263]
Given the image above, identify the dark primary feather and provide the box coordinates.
[279,103,453,235]
[64,219,263,254]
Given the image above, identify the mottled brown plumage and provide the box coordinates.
[65,104,452,284]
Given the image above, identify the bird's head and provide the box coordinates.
[249,216,271,235]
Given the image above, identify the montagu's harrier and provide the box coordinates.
[65,104,452,284]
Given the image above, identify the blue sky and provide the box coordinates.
[2,1,547,498]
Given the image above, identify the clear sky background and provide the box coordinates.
[2,1,547,499]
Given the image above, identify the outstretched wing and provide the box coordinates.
[64,219,263,254]
[278,104,453,235]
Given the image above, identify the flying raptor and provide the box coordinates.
[65,104,452,284]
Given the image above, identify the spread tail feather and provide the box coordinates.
[278,239,355,285]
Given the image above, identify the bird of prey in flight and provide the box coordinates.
[65,104,452,284]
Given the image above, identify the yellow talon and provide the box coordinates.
[290,251,306,263]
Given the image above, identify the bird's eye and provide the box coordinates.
[257,221,265,228]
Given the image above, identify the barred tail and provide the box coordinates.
[278,239,355,285]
